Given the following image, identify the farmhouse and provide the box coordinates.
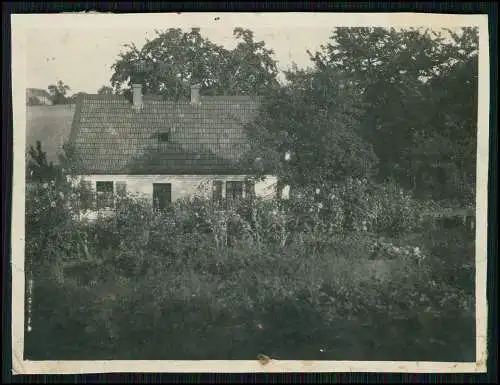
[68,84,279,212]
[26,88,54,106]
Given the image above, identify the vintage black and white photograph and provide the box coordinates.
[11,12,489,373]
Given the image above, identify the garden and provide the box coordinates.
[23,25,478,362]
[24,177,475,361]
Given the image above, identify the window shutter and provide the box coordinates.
[245,179,255,199]
[116,181,127,197]
[213,180,223,205]
[78,180,94,211]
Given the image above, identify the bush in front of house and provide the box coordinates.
[24,178,475,361]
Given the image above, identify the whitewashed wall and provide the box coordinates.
[70,174,279,201]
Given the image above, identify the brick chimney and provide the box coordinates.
[132,84,143,110]
[190,84,201,105]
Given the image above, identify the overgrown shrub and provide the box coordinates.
[285,178,433,237]
[25,178,475,361]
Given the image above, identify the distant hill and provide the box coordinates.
[26,104,76,165]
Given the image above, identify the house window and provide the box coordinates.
[153,183,172,210]
[213,180,223,204]
[96,181,114,209]
[226,181,244,202]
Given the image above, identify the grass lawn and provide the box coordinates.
[25,229,476,362]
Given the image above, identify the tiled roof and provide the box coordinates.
[69,93,261,174]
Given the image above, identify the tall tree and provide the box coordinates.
[220,28,280,95]
[110,27,280,99]
[410,28,478,202]
[242,66,378,192]
[308,27,478,202]
[27,141,62,182]
[47,80,71,105]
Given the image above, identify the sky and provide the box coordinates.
[20,12,482,95]
[24,14,337,95]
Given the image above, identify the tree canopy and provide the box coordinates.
[110,27,280,100]
[307,27,478,201]
[104,26,478,205]
[48,80,71,105]
[27,141,62,182]
[97,85,114,95]
[245,27,478,204]
[242,66,378,191]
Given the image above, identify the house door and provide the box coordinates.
[153,183,172,210]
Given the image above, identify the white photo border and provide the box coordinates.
[11,12,490,374]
